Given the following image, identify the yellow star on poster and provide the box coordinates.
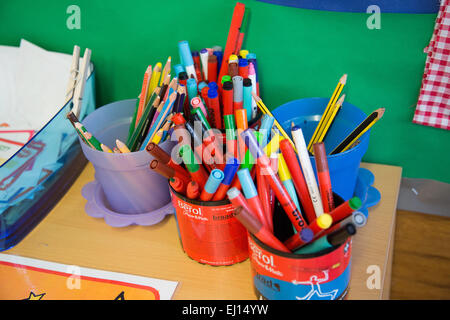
[24,291,45,300]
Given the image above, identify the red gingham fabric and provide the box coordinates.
[413,0,450,130]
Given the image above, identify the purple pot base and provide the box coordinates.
[82,181,174,227]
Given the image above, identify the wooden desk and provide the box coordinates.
[6,162,402,300]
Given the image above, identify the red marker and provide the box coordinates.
[207,55,218,84]
[146,142,188,177]
[149,159,191,187]
[192,51,204,82]
[238,58,249,79]
[207,88,222,129]
[233,205,290,253]
[222,81,234,116]
[170,177,186,195]
[313,142,335,212]
[329,197,362,223]
[257,166,273,232]
[186,181,200,200]
[279,139,316,224]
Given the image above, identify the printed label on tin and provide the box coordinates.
[248,236,352,300]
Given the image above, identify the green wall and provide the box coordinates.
[1,0,449,182]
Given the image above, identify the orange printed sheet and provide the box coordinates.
[0,254,178,300]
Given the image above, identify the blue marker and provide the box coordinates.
[186,78,198,104]
[243,78,253,120]
[173,64,185,78]
[208,81,219,91]
[212,157,240,201]
[178,40,196,80]
[199,169,224,201]
[259,114,275,147]
[213,50,223,74]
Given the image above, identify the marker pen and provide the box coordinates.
[279,139,316,224]
[200,49,209,80]
[259,114,275,147]
[207,54,218,84]
[178,72,189,112]
[213,50,223,74]
[247,54,259,95]
[227,187,255,217]
[284,213,333,251]
[257,165,272,232]
[224,114,238,159]
[329,197,362,223]
[207,88,222,129]
[221,75,232,85]
[232,76,243,111]
[243,78,253,120]
[178,40,197,80]
[146,142,188,177]
[213,157,240,201]
[222,81,234,116]
[191,51,203,82]
[173,64,185,78]
[241,129,311,235]
[238,58,249,79]
[235,108,248,164]
[190,97,209,122]
[294,223,356,254]
[291,126,324,218]
[248,62,258,119]
[313,142,335,212]
[170,177,186,195]
[186,181,200,200]
[278,154,302,216]
[199,169,224,202]
[149,159,191,187]
[237,168,270,229]
[317,211,366,242]
[186,78,198,106]
[228,54,239,78]
[180,144,209,189]
[172,114,205,169]
[239,50,249,58]
[234,206,291,253]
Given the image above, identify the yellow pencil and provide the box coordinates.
[160,56,171,86]
[251,92,296,151]
[151,114,173,144]
[308,74,347,153]
[315,94,346,146]
[147,62,162,102]
[101,144,113,153]
[116,139,131,153]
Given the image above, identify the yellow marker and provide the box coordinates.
[277,154,292,182]
[239,50,249,58]
[116,139,131,153]
[316,213,333,229]
[263,132,280,156]
[228,54,239,63]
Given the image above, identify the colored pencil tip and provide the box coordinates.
[336,94,346,105]
[377,108,386,119]
[340,74,348,84]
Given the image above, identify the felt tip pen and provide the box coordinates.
[186,181,200,200]
[224,114,238,159]
[199,169,224,202]
[313,142,335,212]
[149,159,191,187]
[237,168,270,229]
[279,138,316,224]
[248,62,258,119]
[207,88,222,129]
[241,129,310,233]
[294,223,356,254]
[173,64,185,78]
[291,125,324,218]
[221,75,232,85]
[212,157,240,201]
[234,206,291,253]
[186,78,198,104]
[191,98,210,127]
[227,187,256,219]
[228,54,239,78]
[317,211,366,241]
[222,81,234,116]
[329,197,362,223]
[235,108,248,165]
[232,76,244,111]
[207,54,218,84]
[284,213,332,251]
[170,177,186,195]
[238,58,249,79]
[180,144,209,188]
[259,114,275,147]
[200,49,209,80]
[278,154,302,217]
[146,142,188,177]
[192,51,203,82]
[178,40,197,80]
[243,78,253,120]
[257,165,273,232]
[213,51,223,74]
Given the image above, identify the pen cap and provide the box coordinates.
[187,78,198,100]
[150,159,175,179]
[146,142,171,164]
[246,53,256,60]
[173,64,185,77]
[221,75,232,84]
[238,58,248,67]
[234,206,262,236]
[232,76,243,102]
[327,223,356,246]
[207,88,218,99]
[204,169,225,194]
[208,81,219,91]
[222,157,240,185]
[172,113,187,125]
[178,71,188,81]
[239,50,249,58]
[198,81,208,91]
[180,144,200,172]
[178,40,194,66]
[237,168,257,199]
